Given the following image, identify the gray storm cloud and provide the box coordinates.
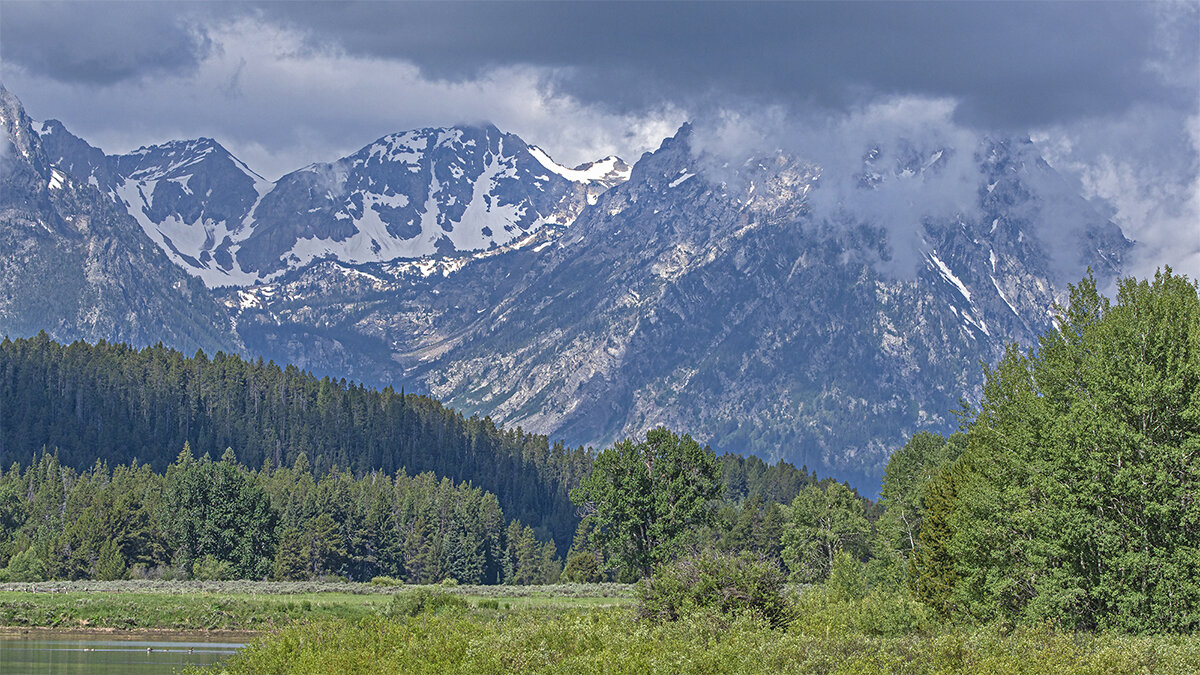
[0,2,213,84]
[689,98,988,279]
[1,3,1194,282]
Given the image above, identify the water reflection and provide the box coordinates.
[0,636,244,674]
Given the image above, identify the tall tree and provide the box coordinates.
[571,427,721,578]
[927,269,1200,632]
[780,481,870,583]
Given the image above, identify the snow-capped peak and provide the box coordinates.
[528,146,631,185]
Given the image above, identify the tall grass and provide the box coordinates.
[205,608,1200,675]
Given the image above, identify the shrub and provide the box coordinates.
[792,583,936,637]
[192,555,234,581]
[369,576,403,587]
[827,551,866,601]
[380,588,468,618]
[562,551,603,583]
[476,599,500,610]
[636,550,793,628]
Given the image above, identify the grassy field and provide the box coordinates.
[7,581,1199,674]
[0,581,633,632]
[199,608,1200,675]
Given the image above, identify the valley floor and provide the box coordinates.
[207,609,1200,675]
[0,580,632,633]
[5,581,1198,674]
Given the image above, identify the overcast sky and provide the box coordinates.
[1,1,1197,277]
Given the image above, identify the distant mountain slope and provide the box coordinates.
[0,86,238,354]
[237,125,628,282]
[5,85,1134,492]
[419,126,1127,488]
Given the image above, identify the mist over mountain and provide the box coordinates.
[1,86,1132,491]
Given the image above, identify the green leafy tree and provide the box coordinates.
[929,270,1200,632]
[571,427,721,578]
[780,482,870,583]
[4,545,49,581]
[874,432,963,587]
[95,539,127,580]
[562,551,602,583]
[272,527,310,581]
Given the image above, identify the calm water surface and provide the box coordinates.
[0,635,244,674]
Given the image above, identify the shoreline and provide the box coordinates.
[0,625,262,641]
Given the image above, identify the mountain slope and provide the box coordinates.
[6,87,1133,491]
[422,127,1127,487]
[0,87,239,354]
[237,125,626,283]
[44,120,631,288]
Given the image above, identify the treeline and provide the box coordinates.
[0,334,584,547]
[881,270,1200,632]
[0,448,560,584]
[0,333,829,554]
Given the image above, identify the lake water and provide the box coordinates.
[0,635,244,674]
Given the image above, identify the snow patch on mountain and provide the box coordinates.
[528,146,630,184]
[928,251,971,303]
[112,139,273,287]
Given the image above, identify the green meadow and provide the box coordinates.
[0,580,632,632]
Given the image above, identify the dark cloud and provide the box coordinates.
[0,2,214,84]
[1,1,1195,278]
[253,1,1190,129]
[3,2,1191,130]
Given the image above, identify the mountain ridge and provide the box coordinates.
[2,86,1132,491]
[37,116,632,288]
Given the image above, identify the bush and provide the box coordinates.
[192,555,234,581]
[476,599,500,610]
[369,576,403,587]
[380,588,468,618]
[793,583,936,637]
[562,551,603,583]
[636,550,793,628]
[827,551,866,601]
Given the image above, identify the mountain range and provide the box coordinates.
[0,85,1129,490]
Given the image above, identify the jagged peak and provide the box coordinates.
[527,145,630,185]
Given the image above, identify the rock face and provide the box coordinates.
[0,87,238,354]
[5,85,1133,490]
[236,125,621,282]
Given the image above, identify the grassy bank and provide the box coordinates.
[201,608,1200,675]
[0,581,633,632]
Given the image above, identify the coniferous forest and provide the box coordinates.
[0,333,827,584]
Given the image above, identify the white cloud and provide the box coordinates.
[690,96,986,278]
[1033,107,1200,281]
[3,16,686,180]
